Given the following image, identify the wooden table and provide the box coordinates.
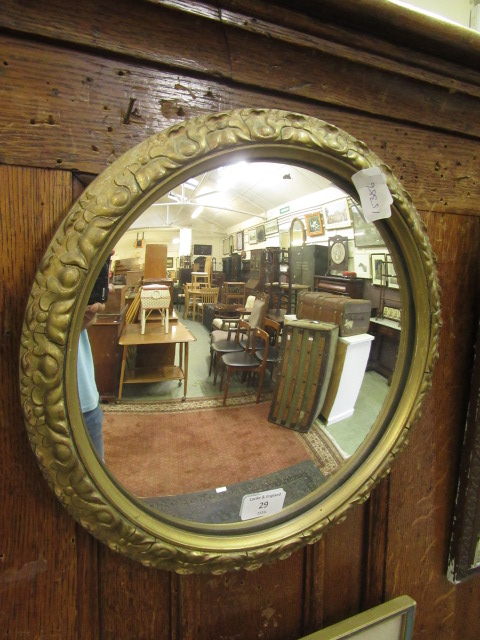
[118,322,196,400]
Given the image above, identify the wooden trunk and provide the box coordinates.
[296,291,372,337]
[269,320,339,432]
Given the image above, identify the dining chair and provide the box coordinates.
[254,317,281,378]
[220,326,269,406]
[209,293,268,375]
[210,318,249,385]
[183,283,194,319]
[196,287,219,323]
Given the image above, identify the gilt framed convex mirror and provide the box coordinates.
[19,109,440,574]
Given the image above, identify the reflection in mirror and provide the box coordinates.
[81,162,400,525]
[21,108,439,572]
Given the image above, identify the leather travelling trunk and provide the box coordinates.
[268,319,338,433]
[296,291,372,337]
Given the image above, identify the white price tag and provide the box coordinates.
[352,167,393,222]
[239,488,286,521]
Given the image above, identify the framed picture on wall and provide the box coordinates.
[248,228,257,245]
[308,596,416,640]
[353,252,372,279]
[223,237,230,255]
[229,235,234,254]
[351,201,385,247]
[236,230,244,251]
[387,257,399,289]
[264,219,279,236]
[166,257,173,269]
[256,225,266,242]
[305,212,324,237]
[323,198,351,229]
[371,252,387,286]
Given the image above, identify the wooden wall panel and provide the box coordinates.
[1,0,479,136]
[0,35,476,218]
[1,2,480,639]
[0,166,84,637]
[385,211,480,640]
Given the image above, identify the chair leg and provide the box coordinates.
[223,367,232,406]
[209,348,214,376]
[214,352,222,386]
[256,369,266,403]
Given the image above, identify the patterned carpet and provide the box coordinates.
[102,395,345,499]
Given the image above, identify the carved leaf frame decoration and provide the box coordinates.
[19,109,441,574]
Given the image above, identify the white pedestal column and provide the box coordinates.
[320,333,374,426]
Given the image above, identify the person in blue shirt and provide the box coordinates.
[77,302,105,460]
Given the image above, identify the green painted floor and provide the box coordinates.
[120,316,389,457]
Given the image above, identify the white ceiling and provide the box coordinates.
[131,161,333,236]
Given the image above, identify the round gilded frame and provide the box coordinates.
[19,109,440,574]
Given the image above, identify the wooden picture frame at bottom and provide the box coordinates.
[300,596,416,640]
[305,212,324,237]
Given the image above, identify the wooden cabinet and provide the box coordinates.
[222,254,242,280]
[367,318,401,383]
[87,312,126,402]
[144,243,167,279]
[289,245,328,291]
[314,274,365,298]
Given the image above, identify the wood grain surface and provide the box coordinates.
[1,2,480,639]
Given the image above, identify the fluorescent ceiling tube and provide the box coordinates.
[191,206,204,219]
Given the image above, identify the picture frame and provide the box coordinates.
[166,257,173,269]
[301,596,416,640]
[223,237,230,255]
[353,252,372,279]
[371,252,387,286]
[236,230,244,252]
[448,319,480,583]
[322,197,352,230]
[248,228,257,245]
[229,235,234,254]
[264,218,279,236]
[350,201,385,247]
[387,256,399,289]
[256,225,266,243]
[305,211,324,237]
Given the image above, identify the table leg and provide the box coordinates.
[183,342,189,400]
[118,345,128,401]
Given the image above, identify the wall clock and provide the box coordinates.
[328,235,349,272]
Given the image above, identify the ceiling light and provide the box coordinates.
[191,206,203,219]
[184,178,199,190]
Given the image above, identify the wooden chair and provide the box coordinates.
[254,317,281,378]
[196,287,219,323]
[183,283,194,319]
[220,326,270,406]
[210,318,249,385]
[223,281,246,306]
[209,293,268,375]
